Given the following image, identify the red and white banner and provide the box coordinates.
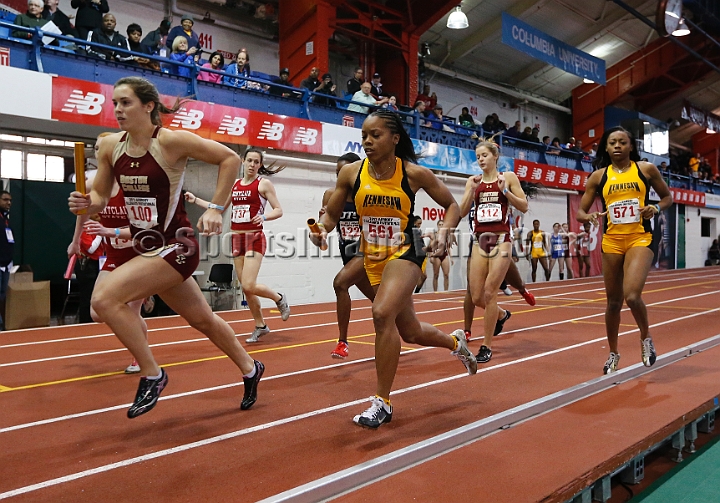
[0,47,9,67]
[514,159,589,191]
[668,187,705,208]
[51,76,322,154]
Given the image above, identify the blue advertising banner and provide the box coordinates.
[412,139,514,174]
[501,12,606,85]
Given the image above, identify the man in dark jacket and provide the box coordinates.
[314,73,337,106]
[71,0,109,40]
[43,0,78,38]
[166,14,200,51]
[0,191,14,331]
[87,13,131,62]
[141,18,171,55]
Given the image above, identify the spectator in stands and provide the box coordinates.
[125,24,158,70]
[12,0,46,40]
[571,139,587,154]
[505,120,522,138]
[141,18,170,55]
[314,73,337,106]
[168,35,197,77]
[43,0,78,38]
[346,67,363,96]
[348,82,388,114]
[371,72,383,97]
[458,107,474,128]
[87,13,131,62]
[301,67,321,94]
[269,68,298,98]
[408,100,428,126]
[482,114,498,134]
[71,0,108,41]
[565,136,576,149]
[429,105,445,130]
[197,51,225,83]
[224,48,251,88]
[530,127,540,143]
[383,95,399,112]
[520,126,534,142]
[492,113,508,131]
[544,136,561,155]
[588,142,598,157]
[414,84,437,112]
[659,161,667,171]
[166,14,200,52]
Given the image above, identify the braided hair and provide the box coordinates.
[366,109,418,164]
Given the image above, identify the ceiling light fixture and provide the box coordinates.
[672,18,690,36]
[447,5,469,29]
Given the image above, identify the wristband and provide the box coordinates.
[503,188,509,195]
[262,214,267,221]
[654,203,661,213]
[208,203,224,211]
[114,228,120,237]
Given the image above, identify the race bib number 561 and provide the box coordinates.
[362,216,402,246]
[125,197,158,229]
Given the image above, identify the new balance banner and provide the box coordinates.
[514,159,589,190]
[51,77,322,154]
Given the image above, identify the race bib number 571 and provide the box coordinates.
[609,199,640,225]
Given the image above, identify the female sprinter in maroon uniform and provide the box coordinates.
[459,138,528,363]
[69,77,264,419]
[185,147,290,343]
[68,132,144,373]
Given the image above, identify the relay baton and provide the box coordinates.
[74,142,87,215]
[307,218,328,251]
[64,254,77,279]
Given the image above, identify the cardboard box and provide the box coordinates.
[5,281,50,330]
[8,271,34,284]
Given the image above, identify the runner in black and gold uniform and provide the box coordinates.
[311,110,477,429]
[577,126,672,375]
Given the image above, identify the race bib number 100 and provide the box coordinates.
[609,199,641,225]
[362,216,401,246]
[125,197,159,229]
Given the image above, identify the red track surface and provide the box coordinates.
[1,268,719,502]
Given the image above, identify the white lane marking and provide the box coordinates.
[1,304,719,500]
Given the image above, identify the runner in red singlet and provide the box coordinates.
[185,147,290,344]
[68,77,264,419]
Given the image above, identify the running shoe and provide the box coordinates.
[331,341,349,359]
[124,360,140,374]
[246,325,270,343]
[476,345,492,363]
[241,360,265,410]
[276,293,290,321]
[502,286,512,296]
[451,329,478,375]
[494,310,512,336]
[353,396,392,429]
[641,337,657,367]
[127,368,168,419]
[603,352,620,374]
[520,289,536,306]
[463,329,472,342]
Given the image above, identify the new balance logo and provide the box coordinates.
[61,90,105,115]
[216,115,247,136]
[170,109,204,130]
[257,121,284,141]
[293,127,318,146]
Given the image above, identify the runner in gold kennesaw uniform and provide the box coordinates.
[311,110,477,429]
[577,126,672,375]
